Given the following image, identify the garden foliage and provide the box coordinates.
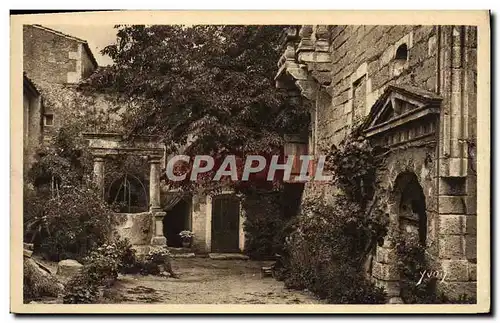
[242,191,286,260]
[276,131,389,303]
[395,236,476,304]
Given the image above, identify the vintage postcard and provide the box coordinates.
[10,10,490,314]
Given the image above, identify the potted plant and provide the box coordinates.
[179,230,194,248]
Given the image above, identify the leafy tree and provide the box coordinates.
[80,25,309,192]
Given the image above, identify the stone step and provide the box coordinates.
[208,253,249,260]
[170,253,196,258]
[168,247,193,254]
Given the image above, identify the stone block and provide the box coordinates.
[151,236,167,245]
[438,281,477,300]
[379,45,394,67]
[439,235,465,259]
[68,51,78,60]
[448,157,468,177]
[428,35,438,56]
[440,259,469,281]
[208,253,249,260]
[171,253,196,258]
[114,212,153,245]
[465,196,477,215]
[439,214,466,235]
[375,246,397,264]
[413,25,435,44]
[439,195,466,214]
[465,235,477,260]
[439,177,466,195]
[372,261,399,281]
[66,71,79,83]
[56,259,83,278]
[468,262,477,281]
[466,215,477,235]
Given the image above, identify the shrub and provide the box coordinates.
[24,186,116,262]
[277,130,388,304]
[242,191,286,260]
[23,257,62,302]
[395,236,477,304]
[140,248,173,276]
[63,242,122,304]
[62,274,100,304]
[280,197,388,303]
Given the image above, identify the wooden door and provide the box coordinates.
[211,195,240,252]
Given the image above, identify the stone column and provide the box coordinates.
[371,199,403,303]
[93,156,105,198]
[436,25,477,298]
[149,156,166,245]
[149,157,162,212]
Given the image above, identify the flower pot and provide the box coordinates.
[182,240,191,248]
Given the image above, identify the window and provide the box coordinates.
[395,43,408,61]
[44,114,54,126]
[393,43,409,77]
[352,76,367,121]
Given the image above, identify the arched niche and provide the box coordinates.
[392,171,427,246]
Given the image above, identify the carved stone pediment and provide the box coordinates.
[362,85,442,147]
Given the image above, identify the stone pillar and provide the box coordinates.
[370,198,403,303]
[149,156,166,245]
[93,156,105,198]
[149,157,162,212]
[150,211,167,245]
[436,25,477,299]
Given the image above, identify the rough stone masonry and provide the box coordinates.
[276,25,477,302]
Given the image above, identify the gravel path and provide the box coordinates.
[103,257,321,304]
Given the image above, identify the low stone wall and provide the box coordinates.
[113,212,154,255]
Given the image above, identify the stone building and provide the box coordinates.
[22,24,100,167]
[23,74,42,171]
[23,24,248,256]
[23,24,98,85]
[276,25,477,301]
[83,133,248,256]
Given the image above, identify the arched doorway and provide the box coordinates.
[163,198,192,248]
[106,173,149,213]
[393,171,427,246]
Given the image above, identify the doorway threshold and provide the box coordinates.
[208,253,249,260]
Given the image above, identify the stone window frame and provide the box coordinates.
[391,32,414,77]
[346,62,372,126]
[43,113,54,126]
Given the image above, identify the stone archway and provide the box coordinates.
[372,170,429,303]
[391,171,428,246]
[106,173,149,213]
[83,132,167,247]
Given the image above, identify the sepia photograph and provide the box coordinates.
[10,10,490,314]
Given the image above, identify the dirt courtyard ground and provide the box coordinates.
[103,257,322,304]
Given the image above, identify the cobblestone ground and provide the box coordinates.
[103,257,321,304]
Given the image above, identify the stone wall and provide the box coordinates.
[23,25,82,85]
[276,25,477,301]
[114,212,153,245]
[23,25,112,149]
[317,25,437,146]
[435,26,477,298]
[190,194,210,253]
[23,77,42,171]
[81,45,97,79]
